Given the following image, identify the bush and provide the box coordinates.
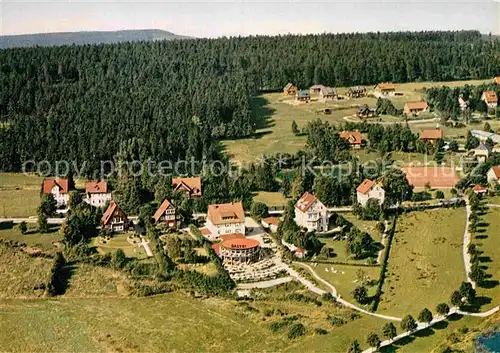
[111,249,127,269]
[250,201,269,220]
[287,323,306,339]
[314,328,328,335]
[435,190,445,199]
[328,316,346,327]
[46,252,67,296]
[268,320,289,332]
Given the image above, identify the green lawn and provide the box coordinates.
[472,207,500,310]
[380,314,484,353]
[222,79,496,165]
[90,234,148,260]
[379,208,467,317]
[486,196,500,205]
[0,224,62,251]
[253,191,290,207]
[0,173,42,217]
[313,263,380,300]
[0,242,53,299]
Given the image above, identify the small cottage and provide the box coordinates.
[296,90,311,102]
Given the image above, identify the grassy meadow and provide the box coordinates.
[222,79,496,164]
[0,173,42,218]
[378,208,467,317]
[0,223,62,251]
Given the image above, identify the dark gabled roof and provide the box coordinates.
[153,199,175,222]
[297,90,310,98]
[102,200,127,225]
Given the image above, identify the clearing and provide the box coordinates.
[0,173,42,217]
[222,79,494,164]
[378,208,466,317]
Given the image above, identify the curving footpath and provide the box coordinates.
[295,260,499,353]
[294,262,401,322]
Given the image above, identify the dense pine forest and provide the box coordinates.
[0,30,499,173]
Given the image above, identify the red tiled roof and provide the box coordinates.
[404,101,429,111]
[483,90,498,104]
[42,179,69,194]
[340,131,362,145]
[490,165,500,179]
[220,238,260,251]
[356,179,376,195]
[200,228,212,236]
[295,248,305,254]
[85,180,108,194]
[172,177,202,197]
[295,192,318,213]
[263,217,280,226]
[376,82,396,91]
[101,200,126,225]
[207,202,245,225]
[472,184,487,193]
[219,233,245,242]
[153,199,175,222]
[419,129,444,141]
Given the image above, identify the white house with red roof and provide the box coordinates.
[42,179,70,207]
[153,199,177,228]
[205,201,245,239]
[472,185,488,196]
[487,166,500,185]
[84,180,112,207]
[294,192,330,232]
[356,179,385,206]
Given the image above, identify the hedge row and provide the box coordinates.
[370,217,398,312]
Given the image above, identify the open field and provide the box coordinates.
[91,234,148,260]
[487,196,500,205]
[380,314,484,353]
[314,263,380,299]
[253,191,290,207]
[0,224,62,251]
[0,173,42,217]
[472,207,500,310]
[0,242,53,299]
[0,282,383,353]
[379,208,466,317]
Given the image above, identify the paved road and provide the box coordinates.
[462,198,475,288]
[361,310,454,353]
[486,204,500,209]
[237,276,293,289]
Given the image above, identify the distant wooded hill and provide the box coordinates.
[0,29,190,49]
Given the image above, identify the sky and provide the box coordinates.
[0,0,498,38]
